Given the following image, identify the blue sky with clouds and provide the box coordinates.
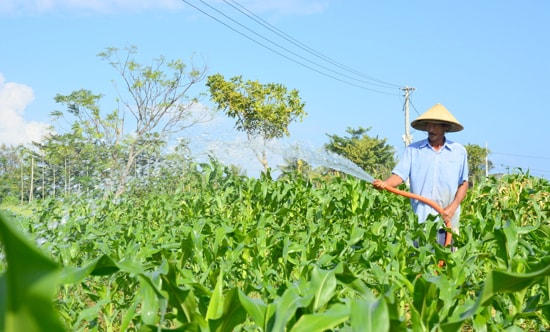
[1,0,549,178]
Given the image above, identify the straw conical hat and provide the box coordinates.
[411,103,464,132]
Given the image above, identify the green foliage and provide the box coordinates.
[49,46,208,198]
[206,74,306,141]
[0,166,549,331]
[325,126,396,179]
[0,144,21,203]
[465,143,492,185]
[0,211,65,331]
[206,74,307,170]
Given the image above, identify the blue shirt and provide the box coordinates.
[392,138,468,228]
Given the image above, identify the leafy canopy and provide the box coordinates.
[465,143,492,185]
[325,126,396,179]
[206,74,307,170]
[49,46,209,197]
[206,74,306,140]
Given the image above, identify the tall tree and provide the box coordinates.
[465,143,492,186]
[51,46,210,197]
[325,126,396,179]
[37,128,99,198]
[206,74,306,171]
[0,144,23,204]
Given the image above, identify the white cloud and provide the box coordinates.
[0,74,51,146]
[0,0,330,16]
[0,0,185,16]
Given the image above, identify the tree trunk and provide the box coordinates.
[20,160,24,204]
[28,156,34,203]
[42,158,45,199]
[64,157,68,197]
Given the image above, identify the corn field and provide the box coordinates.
[1,163,549,331]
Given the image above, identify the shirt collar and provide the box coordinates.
[419,138,453,151]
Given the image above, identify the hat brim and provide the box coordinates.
[411,119,464,132]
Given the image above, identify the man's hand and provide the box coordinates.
[373,174,403,190]
[442,181,468,227]
[372,179,387,190]
[442,205,458,227]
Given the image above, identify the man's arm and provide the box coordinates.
[442,180,469,224]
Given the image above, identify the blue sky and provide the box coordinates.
[1,0,549,179]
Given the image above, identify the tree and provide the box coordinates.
[0,144,23,204]
[51,46,210,197]
[465,143,492,186]
[277,157,338,186]
[206,74,306,171]
[36,128,100,198]
[325,126,396,179]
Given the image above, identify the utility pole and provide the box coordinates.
[401,86,415,147]
[485,141,489,177]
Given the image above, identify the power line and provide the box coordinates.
[223,0,401,89]
[488,151,550,178]
[494,166,550,177]
[181,0,402,95]
[492,152,550,160]
[408,99,422,116]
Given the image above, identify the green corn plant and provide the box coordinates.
[0,212,65,332]
[2,167,550,331]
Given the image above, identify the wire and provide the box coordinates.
[492,152,550,160]
[495,167,550,177]
[223,0,401,89]
[408,99,422,116]
[181,0,402,95]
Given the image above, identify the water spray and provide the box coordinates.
[199,136,452,262]
[275,141,452,260]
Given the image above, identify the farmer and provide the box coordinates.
[373,103,469,246]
